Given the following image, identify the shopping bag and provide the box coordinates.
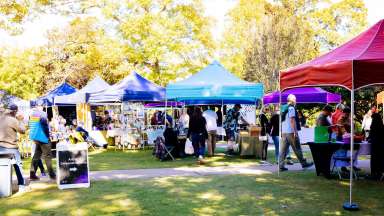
[259,136,268,141]
[185,139,194,155]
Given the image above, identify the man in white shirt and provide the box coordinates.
[203,106,218,156]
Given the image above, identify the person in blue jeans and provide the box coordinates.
[187,107,208,161]
[0,104,28,193]
[270,106,293,163]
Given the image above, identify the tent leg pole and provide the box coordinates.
[343,89,358,211]
[278,91,281,177]
[222,100,224,141]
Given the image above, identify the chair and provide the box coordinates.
[160,142,175,161]
[331,149,358,180]
[153,136,175,161]
[73,132,96,151]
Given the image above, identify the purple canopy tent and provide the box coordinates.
[263,87,341,105]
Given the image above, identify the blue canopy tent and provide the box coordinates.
[54,76,110,105]
[33,82,77,107]
[88,71,165,103]
[166,60,264,105]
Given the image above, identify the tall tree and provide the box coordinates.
[243,5,319,92]
[101,0,214,86]
[0,48,45,99]
[223,0,368,90]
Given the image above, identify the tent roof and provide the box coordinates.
[281,19,384,90]
[54,76,110,105]
[34,82,77,106]
[263,87,341,105]
[88,71,165,103]
[166,60,263,104]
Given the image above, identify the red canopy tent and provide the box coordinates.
[281,19,384,91]
[280,19,384,210]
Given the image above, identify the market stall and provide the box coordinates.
[54,76,111,129]
[264,87,342,144]
[279,19,384,210]
[87,71,166,149]
[166,60,264,157]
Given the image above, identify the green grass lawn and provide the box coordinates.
[22,145,313,172]
[23,148,281,172]
[2,171,383,216]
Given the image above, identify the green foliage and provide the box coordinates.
[243,4,319,92]
[0,48,44,99]
[223,0,368,92]
[102,0,214,86]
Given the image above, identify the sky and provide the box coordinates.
[0,0,383,48]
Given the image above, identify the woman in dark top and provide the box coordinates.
[269,108,280,160]
[259,106,270,161]
[369,113,384,179]
[188,107,208,160]
[298,110,307,127]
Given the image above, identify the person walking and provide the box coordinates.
[259,106,270,161]
[369,113,384,179]
[29,101,56,181]
[0,104,28,192]
[269,106,280,161]
[279,94,313,171]
[187,107,208,161]
[223,104,249,155]
[203,106,218,157]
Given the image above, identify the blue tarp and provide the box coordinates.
[166,61,264,104]
[54,76,110,105]
[88,71,165,103]
[33,82,77,106]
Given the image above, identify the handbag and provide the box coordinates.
[185,138,194,155]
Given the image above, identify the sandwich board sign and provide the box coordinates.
[56,142,90,189]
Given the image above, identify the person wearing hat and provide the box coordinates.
[28,101,56,181]
[316,105,334,127]
[279,94,313,171]
[0,104,28,193]
[223,104,249,155]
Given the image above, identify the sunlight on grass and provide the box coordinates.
[338,181,351,186]
[260,194,274,201]
[322,211,342,215]
[103,194,126,200]
[70,209,88,216]
[35,199,64,209]
[5,209,31,216]
[193,206,217,215]
[1,172,383,215]
[187,178,211,184]
[153,177,176,187]
[198,191,225,201]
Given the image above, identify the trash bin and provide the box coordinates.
[0,154,13,197]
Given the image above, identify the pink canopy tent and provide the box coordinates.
[280,19,384,210]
